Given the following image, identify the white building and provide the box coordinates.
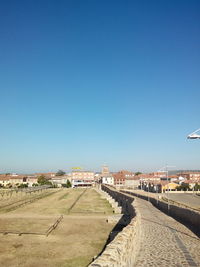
[101,175,114,185]
[51,176,68,187]
[71,171,95,187]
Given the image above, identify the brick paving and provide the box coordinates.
[135,197,200,267]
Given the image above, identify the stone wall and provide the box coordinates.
[89,185,141,267]
[95,187,122,213]
[102,185,135,217]
[122,190,200,237]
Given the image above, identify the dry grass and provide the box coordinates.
[71,189,113,214]
[0,188,115,267]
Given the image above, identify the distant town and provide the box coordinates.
[1,166,200,192]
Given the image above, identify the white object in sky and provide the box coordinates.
[187,128,200,139]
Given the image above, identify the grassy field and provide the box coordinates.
[0,188,115,267]
[0,189,58,213]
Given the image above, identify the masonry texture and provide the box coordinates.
[133,197,200,267]
[89,186,200,267]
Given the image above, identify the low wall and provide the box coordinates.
[102,185,135,217]
[122,190,200,237]
[89,185,141,267]
[95,187,122,213]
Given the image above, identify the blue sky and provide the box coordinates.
[0,0,200,173]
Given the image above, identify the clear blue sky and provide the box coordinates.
[0,0,199,173]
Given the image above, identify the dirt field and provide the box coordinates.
[0,188,115,267]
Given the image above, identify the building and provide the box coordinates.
[168,175,179,182]
[140,179,180,193]
[26,176,38,186]
[113,170,135,186]
[125,177,140,188]
[101,175,114,185]
[150,172,167,178]
[0,175,10,187]
[51,175,69,187]
[8,176,27,186]
[99,165,114,185]
[113,171,125,186]
[102,165,109,175]
[0,173,40,187]
[138,173,161,183]
[162,182,179,192]
[180,179,200,189]
[177,172,200,180]
[0,174,33,187]
[71,171,95,187]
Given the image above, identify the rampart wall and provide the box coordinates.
[89,185,141,267]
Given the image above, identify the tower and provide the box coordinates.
[102,165,109,175]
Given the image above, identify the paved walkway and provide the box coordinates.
[135,197,200,267]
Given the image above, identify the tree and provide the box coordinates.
[18,183,28,188]
[37,175,47,185]
[66,180,71,188]
[176,183,190,191]
[135,172,142,176]
[37,175,52,186]
[194,183,200,191]
[56,170,66,176]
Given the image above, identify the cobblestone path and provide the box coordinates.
[135,197,200,267]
